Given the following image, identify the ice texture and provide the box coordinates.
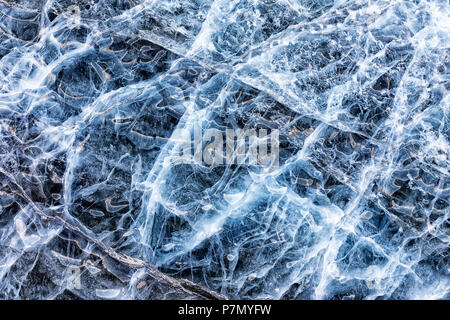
[0,0,449,300]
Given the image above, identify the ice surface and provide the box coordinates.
[0,0,448,299]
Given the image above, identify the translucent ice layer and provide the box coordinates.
[0,0,448,299]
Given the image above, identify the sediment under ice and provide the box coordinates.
[0,0,449,299]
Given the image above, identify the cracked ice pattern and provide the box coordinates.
[0,0,449,300]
